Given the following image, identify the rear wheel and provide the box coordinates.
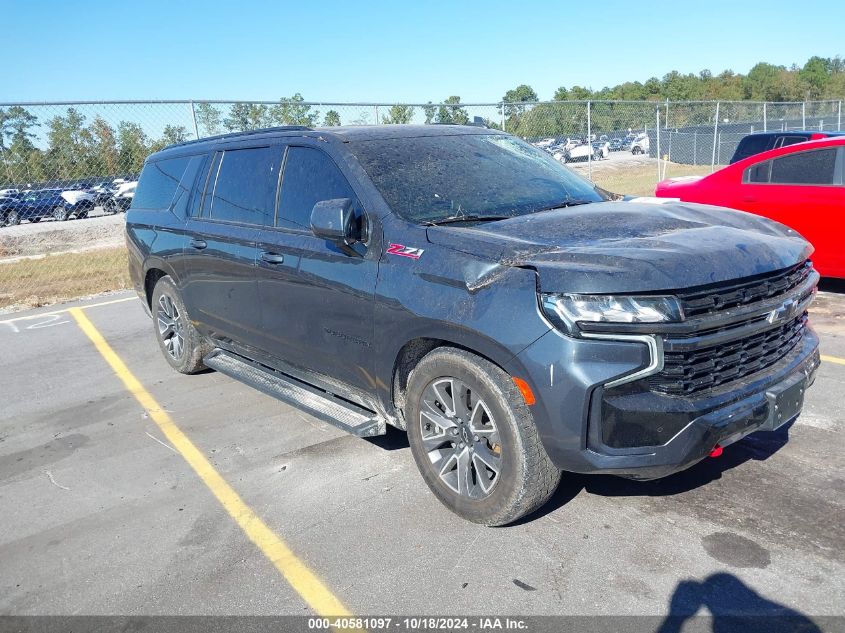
[405,348,560,526]
[31,217,41,223]
[6,210,20,226]
[53,206,69,221]
[151,275,210,374]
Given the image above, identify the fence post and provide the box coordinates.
[802,102,806,129]
[501,103,505,132]
[189,100,200,139]
[586,101,592,180]
[839,101,842,130]
[693,131,697,165]
[763,102,767,132]
[711,101,720,172]
[656,104,661,183]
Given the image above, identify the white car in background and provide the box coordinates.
[631,133,650,155]
[554,142,602,163]
[592,140,610,159]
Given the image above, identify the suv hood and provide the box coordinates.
[425,200,811,293]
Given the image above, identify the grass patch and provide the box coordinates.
[0,246,130,310]
[589,161,718,197]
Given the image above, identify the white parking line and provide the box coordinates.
[0,296,136,326]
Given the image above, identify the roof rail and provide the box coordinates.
[166,125,313,150]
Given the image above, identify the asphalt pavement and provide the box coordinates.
[0,290,843,623]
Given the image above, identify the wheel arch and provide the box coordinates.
[142,258,179,308]
[387,327,530,427]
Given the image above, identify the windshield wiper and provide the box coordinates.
[423,214,511,226]
[531,199,595,214]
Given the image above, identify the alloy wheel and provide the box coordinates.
[157,293,185,360]
[419,377,502,499]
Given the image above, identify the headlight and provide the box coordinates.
[542,293,684,330]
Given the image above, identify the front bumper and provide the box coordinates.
[508,325,820,479]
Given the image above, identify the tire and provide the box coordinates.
[53,206,69,221]
[77,209,89,219]
[150,276,211,374]
[632,147,641,155]
[6,210,20,226]
[31,217,41,223]
[405,347,560,526]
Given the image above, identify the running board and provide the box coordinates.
[203,349,386,437]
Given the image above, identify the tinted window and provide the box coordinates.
[206,147,279,225]
[735,135,770,160]
[277,147,356,230]
[770,149,837,185]
[774,136,809,149]
[133,157,190,209]
[348,134,606,223]
[745,161,771,183]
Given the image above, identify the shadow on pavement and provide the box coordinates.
[656,572,822,633]
[514,421,794,525]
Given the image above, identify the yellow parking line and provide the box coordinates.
[69,307,351,618]
[0,296,136,325]
[821,354,845,366]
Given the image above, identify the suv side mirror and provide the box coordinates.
[310,198,355,245]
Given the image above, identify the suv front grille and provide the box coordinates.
[650,312,808,395]
[678,261,813,318]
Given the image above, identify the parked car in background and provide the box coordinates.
[730,130,845,164]
[631,133,650,155]
[609,138,624,151]
[620,137,633,151]
[106,181,136,213]
[1,188,95,225]
[128,124,820,525]
[555,142,601,163]
[656,137,845,277]
[592,140,610,159]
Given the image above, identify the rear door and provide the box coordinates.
[180,143,282,349]
[255,143,379,395]
[737,145,844,275]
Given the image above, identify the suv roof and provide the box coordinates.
[153,124,503,160]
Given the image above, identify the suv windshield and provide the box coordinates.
[348,133,607,223]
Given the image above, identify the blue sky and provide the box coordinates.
[3,0,844,103]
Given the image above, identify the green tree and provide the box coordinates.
[224,103,252,131]
[436,96,469,125]
[501,84,538,117]
[323,110,341,126]
[195,102,222,136]
[117,122,149,174]
[381,104,415,124]
[89,117,119,175]
[46,108,93,179]
[422,102,437,124]
[800,56,831,99]
[271,94,319,126]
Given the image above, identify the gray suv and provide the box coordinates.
[126,124,820,525]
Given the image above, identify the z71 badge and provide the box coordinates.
[386,243,424,260]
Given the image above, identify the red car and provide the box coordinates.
[655,137,845,278]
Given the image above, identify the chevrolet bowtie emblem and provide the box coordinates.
[766,298,796,324]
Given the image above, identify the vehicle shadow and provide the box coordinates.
[365,425,410,451]
[512,421,794,525]
[656,572,822,633]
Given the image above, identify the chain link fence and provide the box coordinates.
[1,98,842,311]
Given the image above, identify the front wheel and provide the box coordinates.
[53,206,69,221]
[405,348,560,526]
[5,210,21,226]
[151,276,211,374]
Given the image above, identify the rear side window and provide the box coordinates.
[133,157,190,209]
[277,147,356,230]
[735,135,770,160]
[770,149,837,185]
[206,147,279,225]
[745,161,771,183]
[773,136,809,149]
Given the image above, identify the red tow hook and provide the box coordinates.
[709,445,723,458]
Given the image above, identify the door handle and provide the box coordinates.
[190,238,207,250]
[260,251,285,265]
